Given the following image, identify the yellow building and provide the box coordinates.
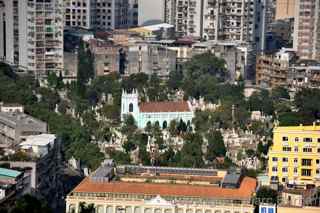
[268,124,320,186]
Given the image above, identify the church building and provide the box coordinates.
[121,89,194,129]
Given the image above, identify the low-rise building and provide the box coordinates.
[19,134,56,157]
[121,90,194,129]
[66,164,257,213]
[0,112,47,146]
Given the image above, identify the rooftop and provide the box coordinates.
[139,101,191,113]
[0,112,47,132]
[274,124,320,132]
[20,134,56,147]
[0,167,22,179]
[71,176,256,200]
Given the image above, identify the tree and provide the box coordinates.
[11,194,52,213]
[179,133,204,167]
[77,40,95,97]
[79,203,95,213]
[246,149,255,158]
[169,120,178,136]
[139,146,151,165]
[206,130,226,161]
[108,150,131,164]
[271,87,290,100]
[248,90,274,115]
[255,187,278,204]
[294,88,320,123]
[168,69,183,90]
[121,115,137,135]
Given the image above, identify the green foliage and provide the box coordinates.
[77,40,95,97]
[108,150,131,164]
[255,187,278,204]
[139,146,151,165]
[0,63,37,105]
[271,87,290,100]
[248,90,274,115]
[206,130,226,161]
[121,114,137,135]
[179,133,204,168]
[167,70,183,90]
[11,194,52,213]
[241,168,259,178]
[294,88,320,123]
[79,203,95,213]
[0,63,104,170]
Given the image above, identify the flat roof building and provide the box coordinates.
[0,112,47,146]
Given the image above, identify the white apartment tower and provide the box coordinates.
[293,0,320,60]
[202,0,266,50]
[0,0,64,79]
[64,0,129,30]
[138,0,266,50]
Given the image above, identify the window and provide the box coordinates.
[302,159,312,166]
[282,136,288,141]
[272,157,278,162]
[129,103,133,112]
[317,159,320,164]
[303,138,312,142]
[295,137,299,142]
[294,158,298,163]
[301,169,312,176]
[316,169,320,174]
[303,147,312,152]
[318,148,320,153]
[283,147,291,152]
[282,157,288,162]
[294,146,299,152]
[282,167,288,172]
[318,138,320,143]
[272,167,277,172]
[294,168,298,173]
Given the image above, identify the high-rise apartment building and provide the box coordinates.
[0,0,64,79]
[138,0,266,51]
[268,124,320,186]
[293,0,320,60]
[275,0,296,20]
[64,0,129,30]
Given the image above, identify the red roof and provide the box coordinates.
[139,101,191,113]
[72,177,257,200]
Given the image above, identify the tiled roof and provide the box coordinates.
[72,177,256,200]
[139,101,191,113]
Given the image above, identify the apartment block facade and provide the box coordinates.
[275,0,296,20]
[293,0,320,60]
[268,124,320,186]
[138,0,266,50]
[64,0,129,30]
[0,0,64,79]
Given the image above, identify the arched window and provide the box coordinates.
[129,103,133,112]
[155,121,160,127]
[163,121,168,129]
